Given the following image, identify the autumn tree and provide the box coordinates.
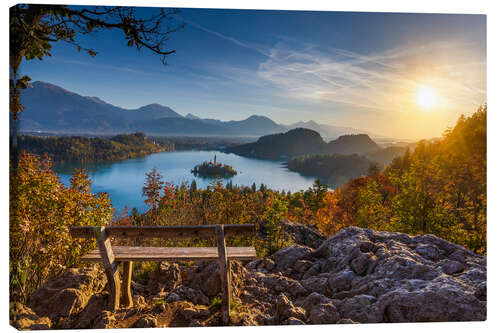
[143,167,164,211]
[10,152,113,302]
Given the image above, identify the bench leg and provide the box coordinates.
[106,270,121,311]
[94,226,120,311]
[121,261,134,308]
[216,225,231,325]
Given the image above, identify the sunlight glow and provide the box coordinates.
[415,85,437,110]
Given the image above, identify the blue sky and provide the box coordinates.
[22,7,486,139]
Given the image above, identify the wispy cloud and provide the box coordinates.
[253,41,486,113]
[182,18,270,57]
[48,58,154,76]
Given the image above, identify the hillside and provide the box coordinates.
[287,154,374,187]
[325,134,380,155]
[228,128,326,160]
[365,146,408,166]
[17,132,173,163]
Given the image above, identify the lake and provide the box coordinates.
[54,150,317,213]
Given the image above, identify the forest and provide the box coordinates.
[10,106,486,304]
[287,153,376,187]
[16,132,174,163]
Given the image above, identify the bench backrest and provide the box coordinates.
[70,224,254,240]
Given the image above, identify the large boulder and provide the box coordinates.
[10,302,51,330]
[147,262,182,294]
[240,227,486,325]
[315,227,486,323]
[274,293,306,323]
[28,267,106,321]
[279,219,326,249]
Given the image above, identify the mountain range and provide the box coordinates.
[17,81,380,138]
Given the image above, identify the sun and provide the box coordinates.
[415,85,437,110]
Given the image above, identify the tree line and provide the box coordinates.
[17,132,174,164]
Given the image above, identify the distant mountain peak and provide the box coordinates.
[185,113,200,120]
[247,115,270,120]
[139,103,166,109]
[86,96,107,104]
[32,81,74,95]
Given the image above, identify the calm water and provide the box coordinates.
[54,150,317,213]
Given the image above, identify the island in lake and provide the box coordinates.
[191,154,237,178]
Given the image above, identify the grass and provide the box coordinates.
[209,297,222,309]
[133,261,159,280]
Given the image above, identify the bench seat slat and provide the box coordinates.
[81,246,256,262]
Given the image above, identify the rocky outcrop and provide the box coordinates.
[28,267,106,321]
[242,227,486,324]
[279,219,326,249]
[12,227,486,329]
[10,302,51,330]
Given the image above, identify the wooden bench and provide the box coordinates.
[70,224,256,324]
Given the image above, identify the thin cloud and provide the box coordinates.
[253,41,486,113]
[182,18,270,57]
[48,58,153,76]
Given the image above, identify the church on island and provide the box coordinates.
[191,154,237,178]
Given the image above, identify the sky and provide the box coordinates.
[21,7,486,140]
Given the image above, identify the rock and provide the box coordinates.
[334,294,379,323]
[299,292,334,312]
[475,281,487,301]
[152,303,167,314]
[260,273,294,293]
[302,263,321,279]
[280,219,326,248]
[301,276,329,294]
[259,258,276,271]
[359,241,375,253]
[93,311,115,329]
[10,302,51,330]
[28,267,106,321]
[328,269,355,293]
[379,287,486,322]
[283,317,306,325]
[288,280,307,297]
[337,318,358,324]
[169,286,209,305]
[180,306,211,320]
[308,303,340,324]
[350,252,375,276]
[272,245,313,271]
[275,293,306,322]
[294,260,313,273]
[203,271,221,297]
[441,259,466,275]
[166,292,182,303]
[132,314,158,328]
[189,319,203,327]
[148,262,182,293]
[74,295,107,329]
[307,227,485,323]
[415,243,442,261]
